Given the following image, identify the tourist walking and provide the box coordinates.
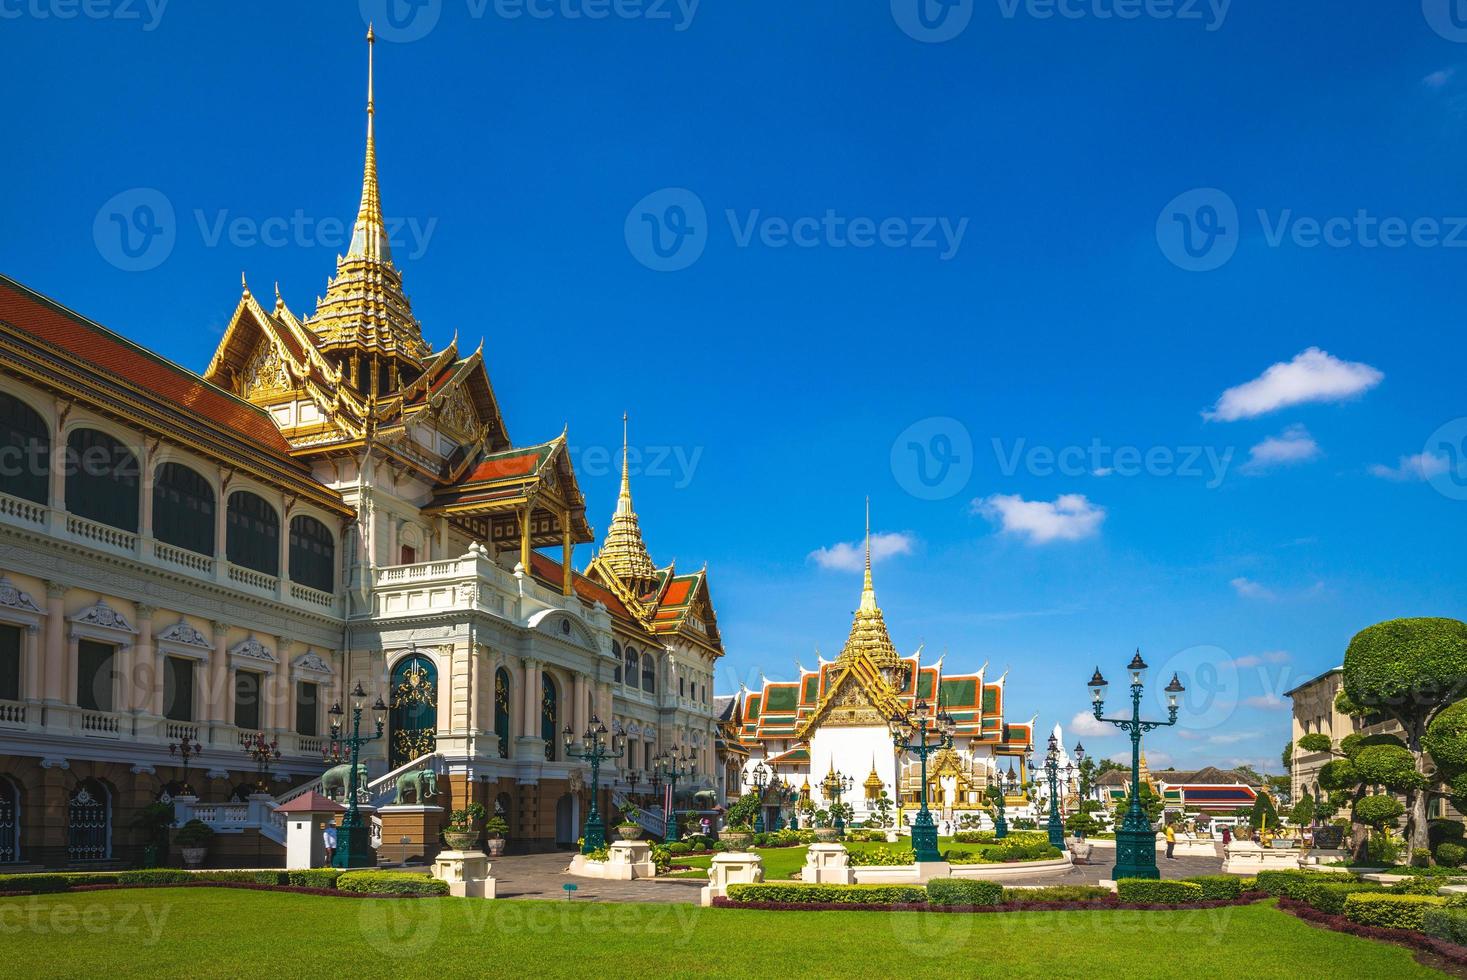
[1164,822,1176,860]
[323,820,338,865]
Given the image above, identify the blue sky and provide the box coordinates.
[3,1,1466,774]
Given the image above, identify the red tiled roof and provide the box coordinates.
[463,452,539,482]
[0,276,296,456]
[660,579,692,606]
[528,552,639,625]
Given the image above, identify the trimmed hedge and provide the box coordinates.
[1343,892,1447,931]
[1115,879,1204,904]
[336,871,448,896]
[1304,881,1386,916]
[1002,885,1113,903]
[1255,869,1348,899]
[926,879,1003,907]
[1184,875,1242,901]
[287,869,344,889]
[0,870,292,893]
[1437,842,1467,868]
[1423,907,1467,945]
[725,883,926,906]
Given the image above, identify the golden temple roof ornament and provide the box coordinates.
[596,413,658,590]
[836,499,903,670]
[305,24,430,374]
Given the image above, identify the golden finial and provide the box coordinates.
[348,23,388,263]
[240,271,250,297]
[598,411,656,585]
[837,498,901,669]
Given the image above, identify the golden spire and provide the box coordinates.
[305,25,429,370]
[837,499,902,669]
[596,413,657,589]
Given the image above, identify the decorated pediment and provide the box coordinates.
[0,577,40,615]
[794,658,902,736]
[70,599,135,634]
[229,635,276,663]
[293,650,332,674]
[157,620,211,648]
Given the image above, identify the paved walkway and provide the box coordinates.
[462,844,1227,902]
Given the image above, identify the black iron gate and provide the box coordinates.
[67,780,109,862]
[0,779,16,863]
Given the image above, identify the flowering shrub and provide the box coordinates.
[847,846,914,867]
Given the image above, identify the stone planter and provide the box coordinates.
[718,830,753,850]
[443,830,479,851]
[1313,826,1344,850]
[1271,839,1297,850]
[485,837,506,857]
[180,846,207,868]
[616,824,644,842]
[813,827,840,843]
[1067,840,1094,865]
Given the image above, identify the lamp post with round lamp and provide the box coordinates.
[324,683,388,869]
[1087,651,1185,880]
[1029,733,1067,850]
[167,736,203,797]
[654,745,696,842]
[563,716,626,853]
[889,700,956,864]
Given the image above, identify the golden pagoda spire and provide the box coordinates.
[837,499,902,670]
[596,413,657,589]
[305,25,429,375]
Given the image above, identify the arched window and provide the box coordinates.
[0,775,19,863]
[289,515,335,592]
[67,779,110,862]
[641,651,656,694]
[153,463,215,555]
[612,641,622,684]
[65,428,138,531]
[541,672,558,761]
[624,647,639,687]
[495,667,512,760]
[0,392,48,505]
[226,490,279,575]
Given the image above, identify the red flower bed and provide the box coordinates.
[1278,897,1467,966]
[712,893,1269,914]
[42,882,433,899]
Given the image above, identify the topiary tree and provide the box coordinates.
[1356,794,1404,833]
[1287,792,1315,828]
[1250,791,1280,831]
[1282,740,1293,771]
[1298,733,1333,754]
[1343,617,1467,854]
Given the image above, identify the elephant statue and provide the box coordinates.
[322,763,368,802]
[394,768,439,805]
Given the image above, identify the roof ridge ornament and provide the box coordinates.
[595,411,657,588]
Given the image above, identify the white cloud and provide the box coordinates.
[1179,730,1258,745]
[1227,651,1290,668]
[1068,711,1111,737]
[1370,452,1449,482]
[1425,68,1456,88]
[1241,424,1321,474]
[1230,577,1276,601]
[1204,348,1383,422]
[974,493,1105,545]
[1093,467,1114,477]
[808,532,915,572]
[1244,694,1289,711]
[1109,750,1171,768]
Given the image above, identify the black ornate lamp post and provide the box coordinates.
[563,716,626,853]
[168,736,204,797]
[750,760,769,833]
[242,731,282,793]
[627,768,641,801]
[325,683,388,869]
[654,745,695,841]
[994,764,1017,839]
[821,768,854,835]
[889,700,956,863]
[1088,651,1185,880]
[1029,732,1066,850]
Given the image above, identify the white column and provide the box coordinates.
[22,625,41,702]
[43,582,65,703]
[134,604,153,715]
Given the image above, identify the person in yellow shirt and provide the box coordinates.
[1164,822,1176,860]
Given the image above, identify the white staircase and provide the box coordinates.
[612,792,668,839]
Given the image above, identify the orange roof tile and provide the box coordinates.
[0,276,297,457]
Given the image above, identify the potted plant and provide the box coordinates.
[174,818,215,868]
[718,823,754,850]
[133,801,175,869]
[483,815,510,856]
[615,804,643,842]
[444,802,486,851]
[813,808,839,843]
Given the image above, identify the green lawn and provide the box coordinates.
[672,838,993,879]
[0,889,1445,978]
